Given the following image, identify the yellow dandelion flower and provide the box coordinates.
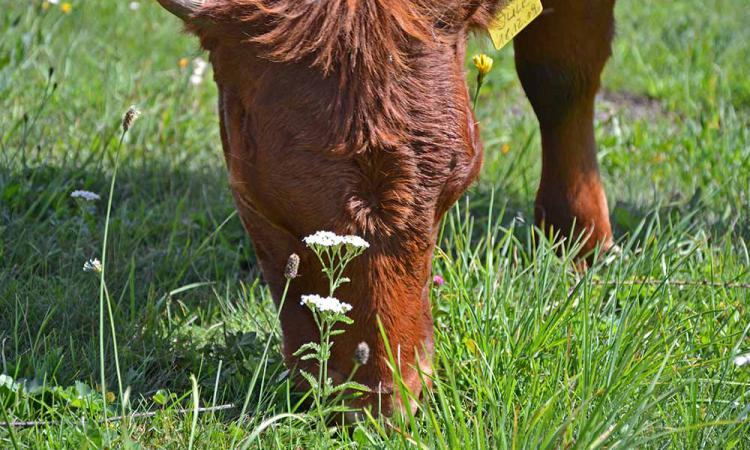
[471,54,494,109]
[106,391,116,403]
[60,2,72,13]
[472,54,494,78]
[179,57,189,70]
[500,143,511,155]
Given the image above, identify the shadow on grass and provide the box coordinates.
[0,161,290,411]
[1,153,746,415]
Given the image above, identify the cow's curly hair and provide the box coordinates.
[188,0,504,154]
[191,1,504,72]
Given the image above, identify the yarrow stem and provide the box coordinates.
[303,231,368,295]
[296,230,369,428]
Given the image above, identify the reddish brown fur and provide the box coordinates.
[192,0,508,156]
[514,0,616,255]
[156,0,616,415]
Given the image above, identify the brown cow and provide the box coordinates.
[154,0,615,415]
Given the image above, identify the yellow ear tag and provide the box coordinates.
[487,0,544,50]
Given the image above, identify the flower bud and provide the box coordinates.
[122,106,140,133]
[354,341,370,365]
[472,53,494,84]
[284,253,300,279]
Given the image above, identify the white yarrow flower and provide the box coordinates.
[83,258,103,273]
[303,231,369,249]
[342,235,370,249]
[71,190,101,201]
[301,294,352,314]
[304,231,344,248]
[735,352,750,367]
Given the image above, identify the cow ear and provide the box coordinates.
[155,0,204,23]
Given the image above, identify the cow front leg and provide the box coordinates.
[513,0,616,257]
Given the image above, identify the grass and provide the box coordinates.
[1,0,749,448]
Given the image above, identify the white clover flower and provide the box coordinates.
[303,231,344,248]
[71,190,101,201]
[129,1,140,10]
[83,258,102,273]
[48,0,59,3]
[300,294,352,314]
[735,352,750,368]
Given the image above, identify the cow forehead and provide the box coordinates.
[191,0,491,155]
[210,38,472,160]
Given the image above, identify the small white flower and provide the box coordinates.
[83,258,102,273]
[341,235,370,249]
[301,294,352,314]
[303,231,344,248]
[129,1,140,10]
[303,231,369,249]
[48,0,59,3]
[189,58,208,85]
[71,190,101,201]
[734,352,750,367]
[193,58,208,75]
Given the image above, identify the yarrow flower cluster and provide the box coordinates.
[83,258,102,273]
[303,231,369,294]
[301,294,352,315]
[71,190,101,201]
[303,231,370,249]
[341,235,370,249]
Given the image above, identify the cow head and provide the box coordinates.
[156,0,502,415]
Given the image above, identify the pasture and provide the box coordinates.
[2,0,749,448]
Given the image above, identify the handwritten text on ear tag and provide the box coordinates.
[487,0,543,50]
